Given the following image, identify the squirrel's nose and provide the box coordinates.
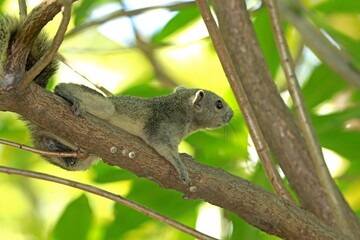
[224,111,233,123]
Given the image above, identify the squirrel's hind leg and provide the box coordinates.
[28,124,97,170]
[55,83,115,119]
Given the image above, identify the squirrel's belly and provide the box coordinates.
[107,115,144,137]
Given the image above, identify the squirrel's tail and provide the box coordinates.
[0,15,19,78]
[0,14,58,87]
[0,15,86,170]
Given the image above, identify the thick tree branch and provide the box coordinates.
[264,0,360,237]
[20,0,71,91]
[195,0,293,203]
[1,0,64,91]
[0,83,348,240]
[212,0,341,228]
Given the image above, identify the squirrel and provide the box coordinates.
[0,15,57,88]
[54,84,234,184]
[0,15,84,169]
[0,15,234,184]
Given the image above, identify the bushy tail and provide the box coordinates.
[0,15,19,79]
[0,15,94,171]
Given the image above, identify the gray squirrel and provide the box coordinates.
[0,15,57,88]
[54,84,234,184]
[0,15,234,184]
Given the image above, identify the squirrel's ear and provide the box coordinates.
[174,86,187,93]
[192,90,205,109]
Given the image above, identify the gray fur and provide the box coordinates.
[0,15,58,88]
[0,15,234,183]
[55,83,234,184]
[0,15,73,170]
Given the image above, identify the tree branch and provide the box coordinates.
[65,1,196,38]
[18,0,27,18]
[122,2,178,88]
[0,82,348,240]
[195,0,293,203]
[211,0,339,227]
[56,54,114,97]
[0,165,217,240]
[0,138,86,159]
[278,0,360,88]
[1,0,64,91]
[20,0,72,91]
[264,0,360,237]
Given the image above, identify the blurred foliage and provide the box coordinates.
[0,0,360,239]
[52,194,93,240]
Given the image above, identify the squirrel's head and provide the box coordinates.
[175,87,234,130]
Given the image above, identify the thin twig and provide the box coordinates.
[121,2,177,88]
[0,138,88,159]
[56,54,114,96]
[0,165,218,240]
[136,38,177,87]
[65,1,196,38]
[20,0,72,91]
[278,0,360,88]
[264,0,356,237]
[195,0,293,203]
[18,0,27,18]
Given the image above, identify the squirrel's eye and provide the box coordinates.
[216,100,223,109]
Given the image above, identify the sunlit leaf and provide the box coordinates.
[302,64,347,109]
[93,162,137,183]
[103,180,199,239]
[51,194,93,240]
[152,6,200,44]
[253,9,281,78]
[73,0,114,26]
[312,109,360,161]
[314,0,360,14]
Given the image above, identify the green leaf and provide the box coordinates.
[302,64,348,109]
[185,130,248,172]
[151,6,200,44]
[103,180,199,239]
[93,162,137,183]
[227,212,260,240]
[312,108,360,169]
[120,81,171,98]
[314,0,360,14]
[309,10,360,70]
[253,9,280,78]
[103,203,150,240]
[51,194,93,240]
[73,0,115,26]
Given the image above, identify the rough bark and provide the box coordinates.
[0,84,348,240]
[212,0,360,236]
[0,0,357,239]
[3,0,62,90]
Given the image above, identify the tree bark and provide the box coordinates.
[0,84,349,240]
[0,0,357,239]
[212,1,360,236]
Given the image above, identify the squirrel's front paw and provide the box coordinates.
[71,101,86,117]
[179,169,191,185]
